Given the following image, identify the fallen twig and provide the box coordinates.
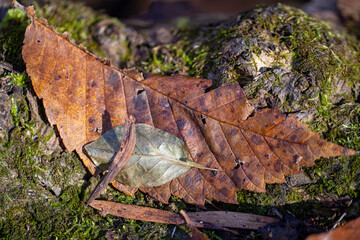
[90,200,184,225]
[180,210,210,240]
[331,212,346,230]
[89,200,280,231]
[86,116,136,206]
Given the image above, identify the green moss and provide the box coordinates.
[8,72,28,88]
[141,41,195,75]
[307,105,360,198]
[0,8,29,66]
[33,1,106,57]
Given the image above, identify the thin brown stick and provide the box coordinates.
[90,200,276,232]
[181,210,210,240]
[180,210,238,235]
[180,210,197,227]
[86,116,136,206]
[13,0,26,12]
[90,200,185,225]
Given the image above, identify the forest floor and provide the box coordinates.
[0,1,359,239]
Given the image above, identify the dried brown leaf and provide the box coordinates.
[21,5,357,206]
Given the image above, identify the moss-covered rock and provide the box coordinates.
[94,4,360,127]
[134,4,360,124]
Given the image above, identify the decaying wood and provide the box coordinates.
[180,210,238,235]
[86,117,136,206]
[181,210,211,240]
[89,200,280,231]
[186,211,280,230]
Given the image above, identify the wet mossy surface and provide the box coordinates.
[0,2,359,239]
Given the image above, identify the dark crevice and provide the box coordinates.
[200,114,206,125]
[136,88,145,95]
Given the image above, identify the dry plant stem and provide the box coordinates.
[90,200,280,230]
[86,117,136,206]
[186,211,280,230]
[181,210,210,240]
[180,210,198,227]
[332,212,346,230]
[180,210,238,235]
[90,200,185,225]
[91,200,256,233]
[13,0,26,12]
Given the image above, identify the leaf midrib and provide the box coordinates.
[33,17,309,146]
[138,80,311,146]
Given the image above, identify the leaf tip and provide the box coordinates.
[347,149,358,156]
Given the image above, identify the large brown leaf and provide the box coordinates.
[21,6,357,206]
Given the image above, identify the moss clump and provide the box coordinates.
[33,1,106,57]
[307,104,360,198]
[141,41,196,75]
[0,8,29,67]
[7,72,28,88]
